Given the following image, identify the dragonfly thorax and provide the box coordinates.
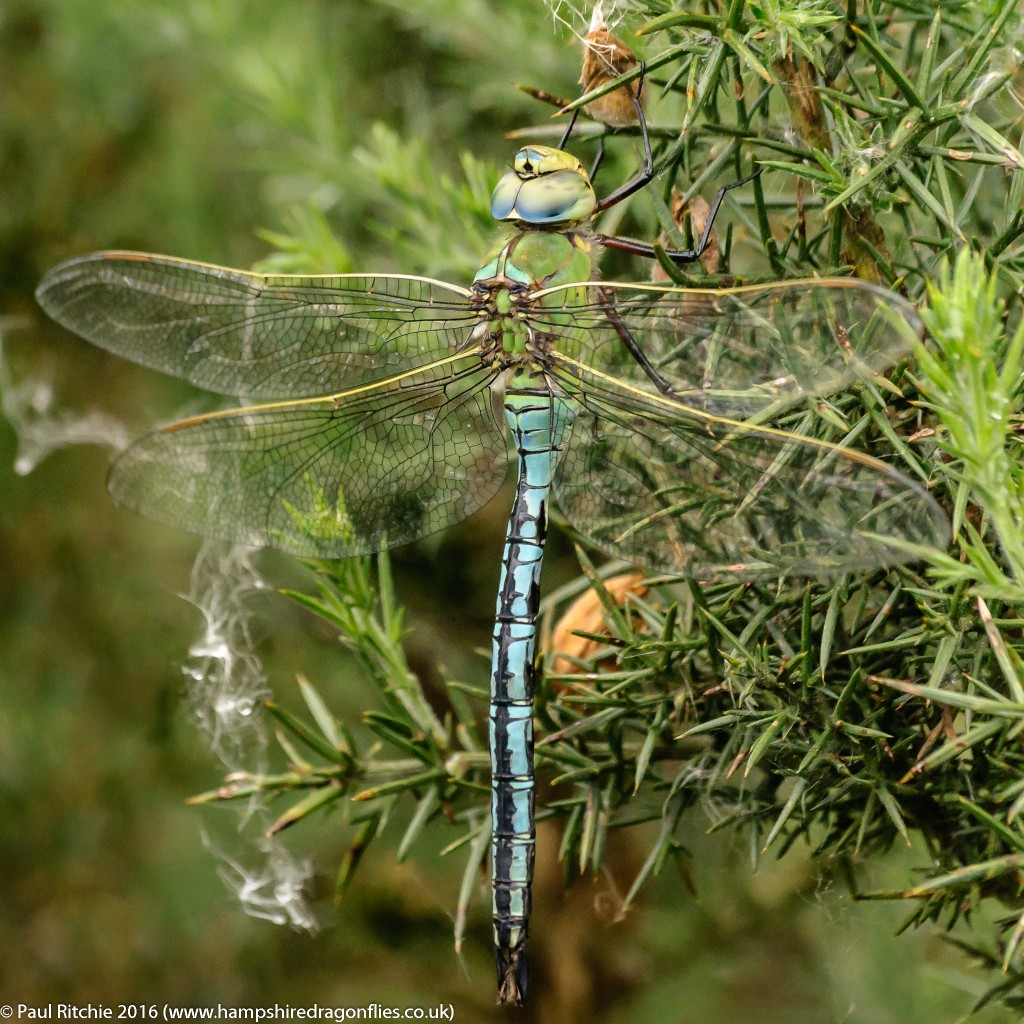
[472,225,594,363]
[469,279,536,364]
[490,145,597,226]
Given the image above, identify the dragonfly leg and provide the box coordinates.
[595,287,678,396]
[594,166,763,264]
[589,135,606,184]
[592,63,652,213]
[557,104,581,151]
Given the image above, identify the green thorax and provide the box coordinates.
[474,228,593,357]
[474,228,592,289]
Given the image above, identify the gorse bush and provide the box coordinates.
[182,0,1024,1015]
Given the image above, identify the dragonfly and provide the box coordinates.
[37,102,948,1004]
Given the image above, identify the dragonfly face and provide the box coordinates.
[490,145,597,226]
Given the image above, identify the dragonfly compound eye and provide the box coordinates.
[491,148,597,226]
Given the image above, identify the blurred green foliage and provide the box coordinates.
[3,0,1024,1021]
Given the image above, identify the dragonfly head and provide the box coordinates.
[490,146,597,226]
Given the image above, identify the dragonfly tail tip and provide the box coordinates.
[496,948,528,1005]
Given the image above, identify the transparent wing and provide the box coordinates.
[532,279,921,417]
[36,251,478,399]
[548,359,948,578]
[108,355,508,558]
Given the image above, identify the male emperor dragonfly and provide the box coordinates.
[37,127,948,1002]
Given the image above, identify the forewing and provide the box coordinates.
[108,356,508,558]
[532,279,920,417]
[548,362,948,578]
[36,252,478,399]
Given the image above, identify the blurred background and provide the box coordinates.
[0,1,1013,1021]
